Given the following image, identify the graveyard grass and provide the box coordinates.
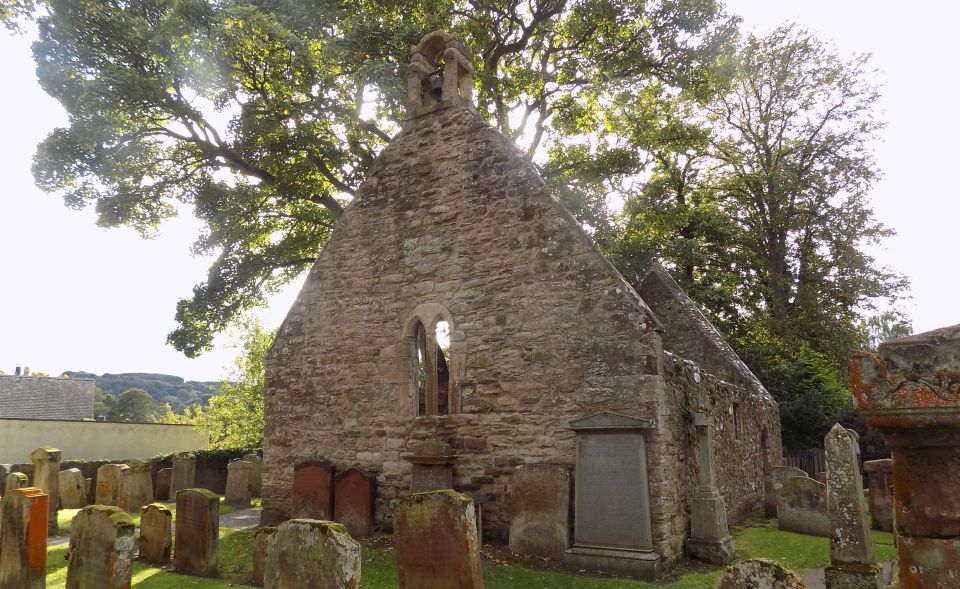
[43,515,898,588]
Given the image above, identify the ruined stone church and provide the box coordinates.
[262,31,781,572]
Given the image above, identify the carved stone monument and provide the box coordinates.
[264,519,362,589]
[173,488,219,576]
[333,468,376,538]
[765,465,808,517]
[564,412,661,579]
[508,463,571,559]
[30,447,60,533]
[138,503,172,565]
[863,459,894,532]
[65,505,136,589]
[291,460,335,519]
[4,472,27,494]
[402,438,458,493]
[777,476,831,537]
[95,463,131,511]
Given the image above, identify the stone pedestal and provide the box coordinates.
[170,453,196,496]
[850,324,960,588]
[0,487,48,589]
[65,505,136,589]
[30,446,60,533]
[863,459,894,532]
[402,438,457,493]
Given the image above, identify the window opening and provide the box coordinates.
[414,321,427,416]
[436,321,450,415]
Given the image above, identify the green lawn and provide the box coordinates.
[57,499,240,533]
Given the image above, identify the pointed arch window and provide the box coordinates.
[403,304,463,417]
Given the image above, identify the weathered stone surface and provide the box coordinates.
[291,460,334,520]
[508,463,570,559]
[5,472,28,493]
[30,446,60,532]
[96,463,131,511]
[334,468,376,538]
[127,459,154,512]
[59,468,87,509]
[173,488,219,576]
[244,453,263,497]
[823,563,884,589]
[766,466,808,518]
[251,526,277,587]
[225,460,253,507]
[777,476,830,537]
[66,505,136,589]
[170,453,196,496]
[863,459,893,532]
[155,468,172,500]
[825,424,873,565]
[264,519,361,589]
[394,490,483,589]
[138,503,172,565]
[718,558,809,589]
[897,536,960,589]
[0,487,48,589]
[403,439,457,494]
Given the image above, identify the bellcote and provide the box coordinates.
[406,30,475,118]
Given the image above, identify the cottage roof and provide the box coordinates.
[0,375,95,420]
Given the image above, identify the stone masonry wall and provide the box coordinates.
[263,101,678,554]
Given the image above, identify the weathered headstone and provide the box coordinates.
[225,460,253,507]
[402,438,458,493]
[4,472,28,493]
[138,503,172,565]
[291,460,335,519]
[173,488,219,576]
[251,526,277,587]
[508,463,570,559]
[565,413,661,579]
[65,505,136,589]
[127,459,154,512]
[84,477,92,500]
[765,465,808,517]
[171,453,196,496]
[686,395,735,564]
[850,324,960,587]
[394,490,484,589]
[244,453,263,497]
[334,468,376,538]
[824,424,884,589]
[776,476,830,537]
[863,459,893,532]
[30,446,60,533]
[0,487,48,589]
[155,468,173,500]
[264,519,362,589]
[718,558,809,589]
[59,468,87,509]
[95,463,131,511]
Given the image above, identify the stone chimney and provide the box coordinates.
[406,30,474,118]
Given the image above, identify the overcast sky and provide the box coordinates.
[0,1,956,381]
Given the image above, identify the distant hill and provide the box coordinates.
[62,371,221,413]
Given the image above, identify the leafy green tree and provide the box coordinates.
[104,387,161,422]
[29,0,736,356]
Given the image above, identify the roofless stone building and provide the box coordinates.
[262,30,781,573]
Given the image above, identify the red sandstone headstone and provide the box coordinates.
[394,490,484,589]
[292,460,335,520]
[65,505,136,589]
[95,463,131,511]
[334,468,376,538]
[139,503,173,565]
[0,487,48,589]
[863,459,894,532]
[173,488,219,576]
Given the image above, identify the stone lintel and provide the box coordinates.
[565,546,662,580]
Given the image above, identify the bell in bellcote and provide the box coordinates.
[429,71,444,101]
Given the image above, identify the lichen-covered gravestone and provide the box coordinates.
[30,446,60,533]
[155,468,173,500]
[173,488,219,576]
[824,424,884,589]
[718,558,809,588]
[95,463,131,511]
[291,460,335,519]
[394,490,484,589]
[0,487,48,589]
[765,466,808,517]
[264,519,361,589]
[138,503,172,565]
[127,459,155,512]
[59,468,87,509]
[776,476,831,537]
[170,453,196,496]
[4,472,28,493]
[863,459,893,532]
[65,505,136,589]
[251,526,277,587]
[225,460,253,507]
[334,468,376,538]
[508,463,570,559]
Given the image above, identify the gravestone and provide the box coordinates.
[30,446,60,533]
[252,526,277,587]
[292,460,335,519]
[508,463,570,559]
[59,468,87,509]
[155,468,173,500]
[686,396,735,564]
[84,478,92,501]
[776,476,830,537]
[824,424,884,589]
[138,503,172,564]
[170,453,196,496]
[264,519,362,589]
[95,463,131,511]
[564,412,661,579]
[863,459,893,532]
[850,324,960,587]
[394,490,483,589]
[244,453,263,497]
[334,468,376,538]
[0,487,48,589]
[225,460,253,507]
[173,488,219,576]
[402,438,458,493]
[127,459,154,512]
[5,472,28,493]
[718,558,809,589]
[65,505,136,589]
[765,465,808,517]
